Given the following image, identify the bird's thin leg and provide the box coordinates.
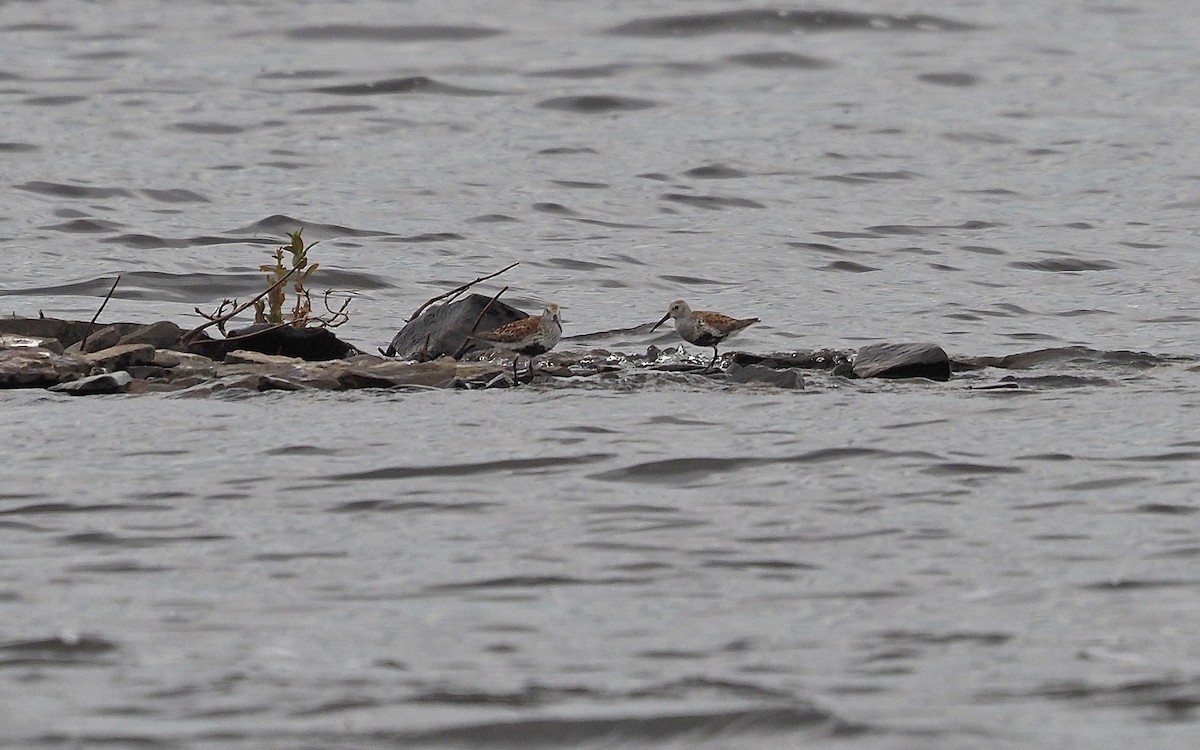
[705,346,719,373]
[512,355,520,385]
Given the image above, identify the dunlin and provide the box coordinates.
[651,299,759,372]
[470,303,562,381]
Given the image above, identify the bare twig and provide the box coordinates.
[418,332,432,362]
[181,267,298,345]
[185,322,290,349]
[452,285,508,359]
[79,275,121,351]
[406,262,518,322]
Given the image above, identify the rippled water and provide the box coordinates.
[3,1,1200,747]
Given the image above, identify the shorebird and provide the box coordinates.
[470,303,562,381]
[651,299,759,372]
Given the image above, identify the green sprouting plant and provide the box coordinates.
[254,229,319,326]
[193,228,352,337]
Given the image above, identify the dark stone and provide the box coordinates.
[726,363,806,388]
[49,371,133,395]
[118,321,183,349]
[190,324,358,362]
[851,342,950,381]
[731,350,850,370]
[386,294,528,360]
[77,324,122,353]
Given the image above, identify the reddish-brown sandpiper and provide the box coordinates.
[651,299,759,372]
[471,303,562,380]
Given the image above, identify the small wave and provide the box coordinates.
[23,95,86,106]
[140,188,209,203]
[0,142,37,152]
[330,454,614,481]
[1010,258,1117,271]
[310,76,499,97]
[328,499,497,513]
[398,703,862,746]
[593,448,895,483]
[57,531,229,548]
[284,24,503,42]
[661,193,766,210]
[537,95,657,113]
[226,214,391,238]
[0,634,118,668]
[820,260,878,273]
[683,163,748,179]
[918,72,980,86]
[606,9,976,37]
[726,51,833,69]
[171,121,246,134]
[528,63,629,79]
[40,218,124,234]
[15,180,134,199]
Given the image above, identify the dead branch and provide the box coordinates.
[406,262,518,322]
[79,275,121,351]
[452,285,508,359]
[181,267,298,345]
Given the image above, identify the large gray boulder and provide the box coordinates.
[386,294,528,360]
[851,343,950,381]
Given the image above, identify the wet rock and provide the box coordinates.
[224,350,304,366]
[191,324,358,362]
[74,325,123,353]
[49,371,133,395]
[333,356,460,389]
[732,349,850,370]
[851,342,950,381]
[0,316,92,347]
[726,362,806,388]
[0,349,94,388]
[386,294,528,360]
[174,374,308,397]
[0,335,64,355]
[83,344,156,371]
[117,321,183,349]
[152,349,214,369]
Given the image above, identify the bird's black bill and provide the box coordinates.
[650,313,670,332]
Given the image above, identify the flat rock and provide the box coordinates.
[851,342,950,381]
[726,362,806,388]
[224,350,305,366]
[83,343,156,371]
[173,374,308,397]
[49,371,133,395]
[0,335,64,355]
[152,349,215,369]
[76,325,123,353]
[0,348,94,388]
[386,294,528,360]
[118,321,183,349]
[333,356,460,389]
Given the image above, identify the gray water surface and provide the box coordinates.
[2,1,1200,747]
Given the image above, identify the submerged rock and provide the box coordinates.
[726,362,806,388]
[386,294,528,360]
[851,343,950,381]
[49,371,133,395]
